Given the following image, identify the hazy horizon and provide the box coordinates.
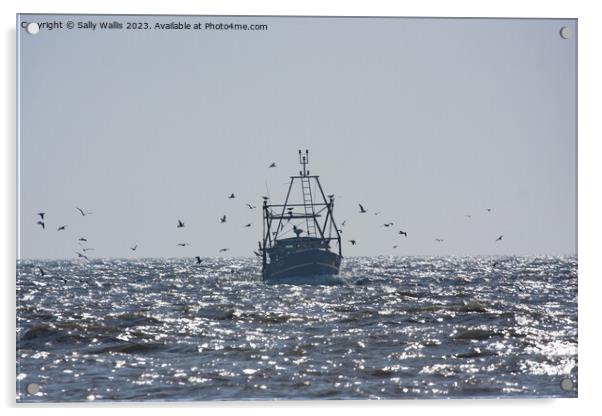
[18,15,577,259]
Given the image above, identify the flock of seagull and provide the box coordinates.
[31,162,283,274]
[31,160,505,275]
[345,203,503,249]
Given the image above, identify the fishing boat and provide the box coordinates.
[259,150,342,281]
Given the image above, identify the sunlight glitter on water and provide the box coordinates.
[17,256,577,401]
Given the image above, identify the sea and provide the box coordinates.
[16,256,578,402]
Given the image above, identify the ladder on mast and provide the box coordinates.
[301,176,316,237]
[298,149,317,237]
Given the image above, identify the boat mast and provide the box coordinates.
[261,149,341,251]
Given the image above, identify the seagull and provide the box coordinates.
[495,235,504,242]
[195,256,203,264]
[219,248,229,253]
[75,251,89,261]
[341,220,346,226]
[399,231,408,237]
[393,245,398,249]
[349,240,357,245]
[130,245,138,251]
[37,267,45,276]
[486,208,492,212]
[246,204,256,209]
[78,237,87,242]
[57,225,67,231]
[435,238,444,242]
[383,222,394,227]
[76,207,93,216]
[37,212,45,220]
[359,204,367,213]
[177,243,190,247]
[244,223,252,228]
[374,211,381,216]
[36,221,45,229]
[269,162,276,168]
[177,220,185,228]
[228,193,236,199]
[220,215,227,223]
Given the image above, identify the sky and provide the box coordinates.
[17,15,577,259]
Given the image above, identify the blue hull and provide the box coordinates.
[263,249,341,281]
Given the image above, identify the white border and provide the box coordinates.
[2,1,600,415]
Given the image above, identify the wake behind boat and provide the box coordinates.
[259,150,342,281]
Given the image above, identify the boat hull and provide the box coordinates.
[263,249,341,281]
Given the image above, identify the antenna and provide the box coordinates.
[299,149,309,176]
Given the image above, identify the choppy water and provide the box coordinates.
[16,256,577,402]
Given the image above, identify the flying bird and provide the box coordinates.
[246,204,256,209]
[495,235,504,242]
[37,212,45,220]
[383,222,394,227]
[244,223,252,228]
[220,215,227,223]
[195,256,203,264]
[75,251,89,261]
[349,240,357,245]
[341,220,346,226]
[358,204,367,213]
[219,248,229,253]
[399,231,408,237]
[78,237,87,242]
[57,225,66,231]
[486,208,492,212]
[435,238,444,242]
[393,245,398,249]
[36,221,45,229]
[177,243,190,247]
[374,211,381,216]
[130,245,138,251]
[269,162,276,168]
[177,220,185,228]
[76,207,93,216]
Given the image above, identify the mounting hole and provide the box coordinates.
[26,22,40,35]
[559,26,572,39]
[26,383,40,395]
[560,378,574,391]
